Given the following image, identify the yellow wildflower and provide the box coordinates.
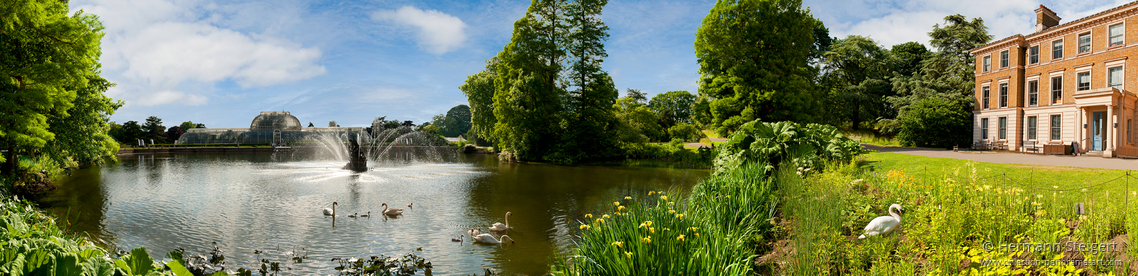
[660,195,668,200]
[649,227,655,233]
[668,210,676,214]
[624,196,632,200]
[668,201,674,205]
[689,227,698,232]
[602,214,610,219]
[663,228,670,231]
[649,191,655,195]
[612,241,623,248]
[639,222,648,228]
[676,214,685,219]
[642,236,651,243]
[618,206,627,211]
[580,224,590,230]
[614,202,620,207]
[596,218,605,224]
[585,213,593,219]
[695,233,699,237]
[625,251,633,259]
[614,212,622,216]
[677,234,686,241]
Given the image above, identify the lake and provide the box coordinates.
[39,151,708,275]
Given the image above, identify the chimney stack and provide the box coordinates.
[1036,5,1061,32]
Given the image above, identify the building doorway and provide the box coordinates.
[1093,111,1106,151]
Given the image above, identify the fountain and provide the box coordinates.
[342,136,367,172]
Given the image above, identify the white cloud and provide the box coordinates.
[372,6,467,54]
[136,91,209,106]
[72,0,326,107]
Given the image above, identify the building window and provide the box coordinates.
[1077,72,1090,91]
[1029,46,1039,64]
[1028,116,1037,140]
[1051,76,1062,104]
[1053,39,1064,59]
[1110,23,1124,47]
[998,117,1007,140]
[1051,115,1062,141]
[1000,50,1009,68]
[1109,67,1123,90]
[983,56,991,72]
[981,118,989,140]
[999,83,1008,108]
[1078,33,1091,54]
[982,86,990,109]
[1028,80,1038,106]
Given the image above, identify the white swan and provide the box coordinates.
[471,234,514,244]
[489,212,511,231]
[859,204,903,239]
[381,203,404,216]
[323,202,338,216]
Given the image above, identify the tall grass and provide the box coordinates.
[553,162,777,275]
[780,153,1135,275]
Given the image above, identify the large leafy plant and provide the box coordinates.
[712,120,862,173]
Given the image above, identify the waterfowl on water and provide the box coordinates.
[471,234,514,244]
[348,213,357,218]
[451,235,463,242]
[360,211,370,218]
[381,203,404,216]
[323,202,338,216]
[859,204,903,239]
[467,228,481,237]
[489,212,511,231]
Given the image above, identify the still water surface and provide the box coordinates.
[39,152,707,275]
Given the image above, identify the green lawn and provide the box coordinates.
[779,152,1136,275]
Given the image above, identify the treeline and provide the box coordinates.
[464,0,994,162]
[109,117,204,145]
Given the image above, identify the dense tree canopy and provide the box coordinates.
[648,90,696,127]
[821,35,892,130]
[695,0,825,136]
[1,0,115,174]
[889,14,991,113]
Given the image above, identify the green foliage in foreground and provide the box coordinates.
[0,196,117,275]
[713,120,862,173]
[553,163,777,275]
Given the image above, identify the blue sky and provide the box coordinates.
[73,0,1127,128]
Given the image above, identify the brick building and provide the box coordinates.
[971,3,1138,158]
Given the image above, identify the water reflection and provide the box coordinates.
[40,152,707,275]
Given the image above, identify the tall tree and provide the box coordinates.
[44,75,122,166]
[1,0,107,173]
[822,35,892,130]
[179,121,197,131]
[694,0,823,136]
[889,14,991,113]
[143,116,165,142]
[460,58,498,142]
[889,42,929,78]
[648,90,696,127]
[625,88,646,103]
[120,121,143,144]
[556,0,620,161]
[492,0,569,160]
[443,104,472,137]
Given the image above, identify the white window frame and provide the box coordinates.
[1027,116,1037,140]
[1027,77,1039,106]
[1078,32,1092,54]
[1108,66,1124,90]
[999,82,1008,108]
[1053,39,1064,59]
[981,117,989,140]
[998,116,1007,140]
[1050,114,1062,141]
[981,85,990,109]
[1077,71,1091,91]
[983,56,991,72]
[1029,45,1039,64]
[1109,22,1125,47]
[1050,74,1064,105]
[1000,50,1009,68]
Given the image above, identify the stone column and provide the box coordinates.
[1107,104,1115,157]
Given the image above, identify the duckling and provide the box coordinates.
[451,235,463,242]
[347,213,357,218]
[360,211,370,218]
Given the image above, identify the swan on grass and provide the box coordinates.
[381,203,404,216]
[471,234,514,244]
[323,202,338,216]
[859,204,903,239]
[489,212,511,231]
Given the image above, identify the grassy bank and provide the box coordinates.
[780,152,1136,275]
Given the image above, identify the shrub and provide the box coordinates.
[896,97,971,148]
[712,120,862,173]
[666,123,704,142]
